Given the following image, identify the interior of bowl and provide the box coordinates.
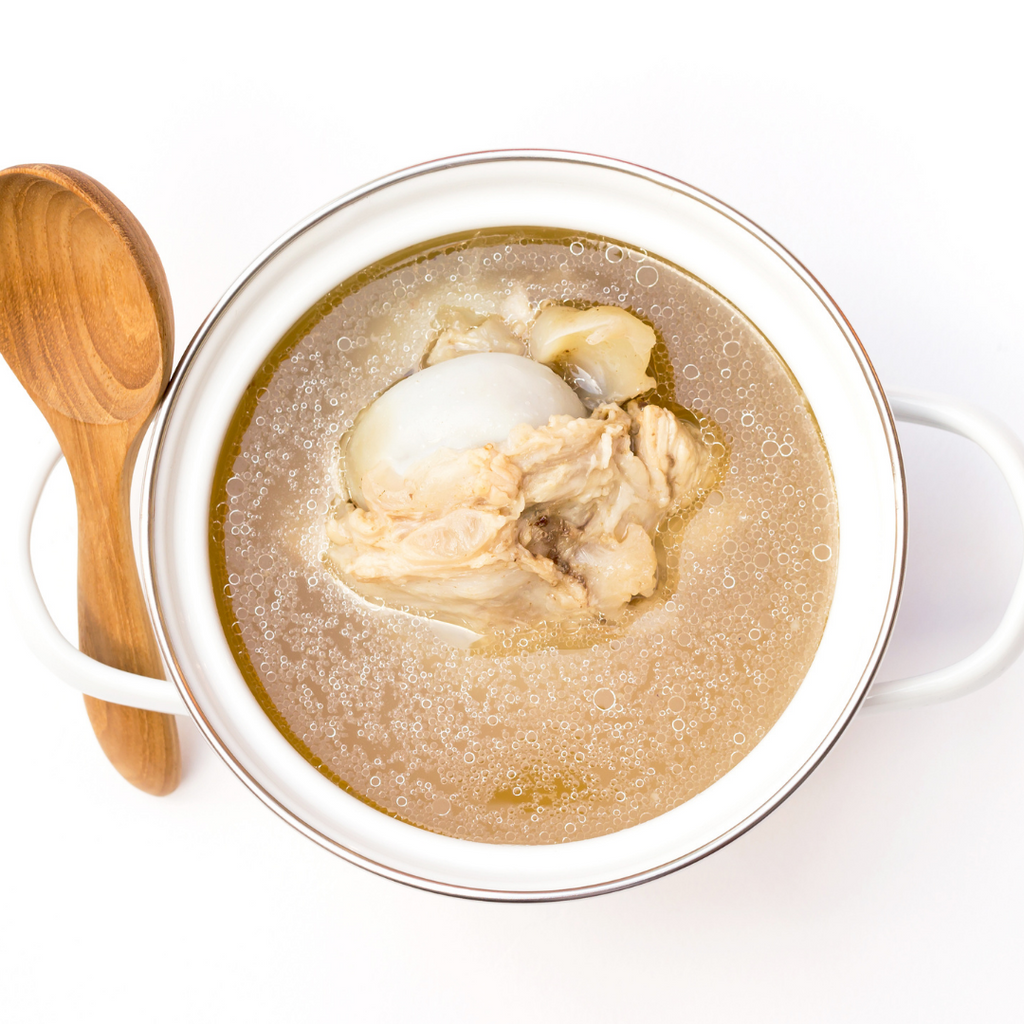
[143,152,903,899]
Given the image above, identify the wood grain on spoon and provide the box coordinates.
[0,165,180,795]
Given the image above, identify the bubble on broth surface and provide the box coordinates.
[209,228,838,844]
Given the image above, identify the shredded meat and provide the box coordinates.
[325,402,713,631]
[423,288,534,366]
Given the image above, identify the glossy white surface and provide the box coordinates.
[2,1,1022,1019]
[344,352,585,505]
[144,153,900,896]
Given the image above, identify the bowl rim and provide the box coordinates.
[142,149,907,901]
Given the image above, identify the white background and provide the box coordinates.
[2,1,1023,1020]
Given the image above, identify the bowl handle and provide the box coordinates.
[10,444,187,716]
[866,390,1024,710]
[16,394,1024,717]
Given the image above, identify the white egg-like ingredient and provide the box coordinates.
[342,352,586,508]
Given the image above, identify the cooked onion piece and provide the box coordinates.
[530,304,657,406]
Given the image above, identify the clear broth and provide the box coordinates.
[210,228,838,844]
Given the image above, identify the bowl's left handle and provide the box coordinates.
[10,444,187,716]
[867,390,1024,710]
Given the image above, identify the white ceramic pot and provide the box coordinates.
[15,152,1024,900]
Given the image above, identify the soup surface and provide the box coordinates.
[210,228,838,844]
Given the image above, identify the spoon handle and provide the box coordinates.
[73,424,180,795]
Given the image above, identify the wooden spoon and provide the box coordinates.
[0,164,180,795]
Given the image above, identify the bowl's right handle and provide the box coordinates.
[866,389,1024,710]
